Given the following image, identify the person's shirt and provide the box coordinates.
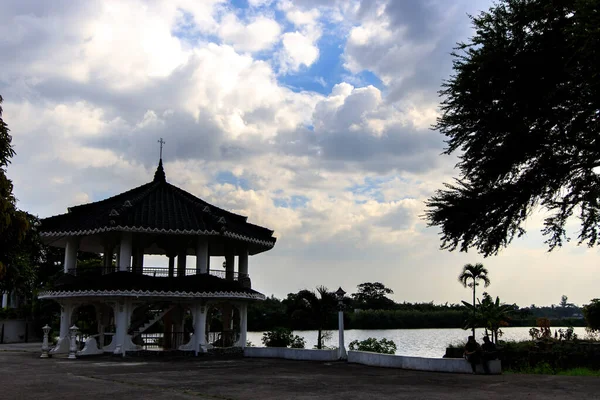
[482,341,496,352]
[464,341,479,353]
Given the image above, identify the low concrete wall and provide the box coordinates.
[0,320,35,344]
[244,347,338,361]
[348,351,501,374]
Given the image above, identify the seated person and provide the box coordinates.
[481,336,498,374]
[463,336,481,374]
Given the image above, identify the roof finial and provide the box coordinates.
[154,138,166,182]
[158,137,165,160]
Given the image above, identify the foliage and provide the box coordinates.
[583,299,600,332]
[285,286,337,349]
[261,327,305,348]
[349,337,397,355]
[557,326,577,341]
[462,292,515,343]
[0,95,30,280]
[529,328,541,340]
[351,282,395,310]
[425,0,600,256]
[248,295,288,331]
[0,213,42,300]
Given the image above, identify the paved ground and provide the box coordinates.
[1,344,600,400]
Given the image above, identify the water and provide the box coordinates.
[247,327,590,358]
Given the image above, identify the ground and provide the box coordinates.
[1,343,599,400]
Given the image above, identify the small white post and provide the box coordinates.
[68,325,79,360]
[335,287,347,360]
[40,325,51,358]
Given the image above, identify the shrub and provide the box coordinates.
[261,327,305,348]
[349,337,397,354]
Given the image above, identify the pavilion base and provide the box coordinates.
[50,337,70,354]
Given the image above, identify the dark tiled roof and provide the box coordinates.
[47,272,263,297]
[39,160,276,249]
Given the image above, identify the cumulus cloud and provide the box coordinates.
[217,14,281,52]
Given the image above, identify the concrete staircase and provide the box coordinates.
[132,304,175,336]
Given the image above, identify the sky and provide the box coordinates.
[1,0,597,307]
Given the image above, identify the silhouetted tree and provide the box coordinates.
[351,282,395,310]
[425,0,600,256]
[289,286,337,349]
[458,263,490,336]
[0,95,30,279]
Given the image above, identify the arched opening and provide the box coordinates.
[70,302,115,350]
[207,302,240,347]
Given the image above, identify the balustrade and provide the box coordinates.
[65,266,242,281]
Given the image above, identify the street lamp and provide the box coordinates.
[335,287,347,360]
[40,325,51,358]
[68,325,79,360]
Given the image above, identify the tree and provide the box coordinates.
[458,263,490,336]
[288,286,337,349]
[0,95,30,280]
[473,293,516,344]
[583,299,600,332]
[351,282,395,310]
[424,0,600,257]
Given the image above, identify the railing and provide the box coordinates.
[66,266,244,281]
[139,332,190,351]
[208,331,239,348]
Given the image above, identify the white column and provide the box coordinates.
[238,249,248,277]
[51,301,74,354]
[113,300,135,356]
[1,293,7,309]
[338,306,347,360]
[118,232,132,271]
[193,304,207,355]
[239,303,248,349]
[64,237,78,273]
[196,239,209,274]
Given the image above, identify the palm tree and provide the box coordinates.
[458,263,490,336]
[462,293,515,343]
[293,286,337,349]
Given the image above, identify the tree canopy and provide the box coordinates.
[351,282,395,310]
[425,0,600,256]
[583,299,600,332]
[0,95,30,279]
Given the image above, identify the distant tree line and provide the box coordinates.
[247,282,586,332]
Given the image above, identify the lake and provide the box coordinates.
[247,327,590,358]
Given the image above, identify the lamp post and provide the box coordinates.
[335,287,347,360]
[40,325,51,358]
[68,325,79,360]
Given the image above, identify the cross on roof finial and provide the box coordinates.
[158,138,166,160]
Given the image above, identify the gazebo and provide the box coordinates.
[37,157,276,356]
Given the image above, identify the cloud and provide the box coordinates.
[217,14,281,52]
[3,0,593,307]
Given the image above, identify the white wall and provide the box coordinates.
[0,320,36,344]
[348,351,501,374]
[244,347,338,361]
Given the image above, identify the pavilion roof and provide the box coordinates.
[39,160,276,251]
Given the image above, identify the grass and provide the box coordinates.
[556,368,600,377]
[505,363,600,376]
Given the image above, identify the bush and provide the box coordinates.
[349,337,397,354]
[261,327,305,348]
